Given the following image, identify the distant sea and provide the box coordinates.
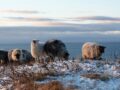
[0,42,120,60]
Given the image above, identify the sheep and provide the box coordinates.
[0,50,8,64]
[43,39,69,60]
[82,42,106,60]
[8,49,32,63]
[31,40,45,62]
[31,39,69,62]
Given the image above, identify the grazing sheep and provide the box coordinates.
[31,40,45,62]
[0,50,8,64]
[8,49,32,63]
[43,39,69,60]
[82,42,106,60]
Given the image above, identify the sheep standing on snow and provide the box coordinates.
[31,40,45,62]
[43,39,69,60]
[8,49,32,63]
[82,42,106,60]
[0,50,8,64]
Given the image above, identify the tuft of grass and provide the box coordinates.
[81,73,109,81]
[38,81,64,90]
[3,64,46,90]
[81,73,101,79]
[10,71,47,90]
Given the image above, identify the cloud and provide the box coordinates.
[2,15,120,27]
[5,16,56,21]
[101,30,120,35]
[69,16,120,23]
[0,17,68,26]
[0,9,43,14]
[1,16,70,26]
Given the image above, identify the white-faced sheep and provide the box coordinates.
[8,49,32,63]
[31,40,45,62]
[82,42,106,60]
[43,39,69,60]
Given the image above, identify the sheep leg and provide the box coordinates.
[35,57,39,63]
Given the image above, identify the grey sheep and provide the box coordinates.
[8,49,32,63]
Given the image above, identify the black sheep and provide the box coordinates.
[43,39,69,60]
[0,50,8,64]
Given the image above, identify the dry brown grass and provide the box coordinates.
[12,79,76,90]
[8,67,75,90]
[1,61,78,90]
[0,63,45,90]
[81,73,101,79]
[4,62,69,90]
[10,71,47,90]
[37,81,64,90]
[37,80,78,90]
[0,61,63,89]
[81,73,109,81]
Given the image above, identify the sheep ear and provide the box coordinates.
[32,40,39,43]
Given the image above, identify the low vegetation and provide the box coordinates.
[81,73,109,81]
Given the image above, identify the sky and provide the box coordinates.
[0,0,120,43]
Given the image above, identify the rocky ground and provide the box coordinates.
[0,59,120,90]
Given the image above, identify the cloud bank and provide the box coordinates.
[72,16,120,21]
[5,16,57,22]
[0,9,40,14]
[1,16,120,26]
[0,26,120,43]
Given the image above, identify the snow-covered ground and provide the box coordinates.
[0,60,120,90]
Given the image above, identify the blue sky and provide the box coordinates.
[0,0,120,43]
